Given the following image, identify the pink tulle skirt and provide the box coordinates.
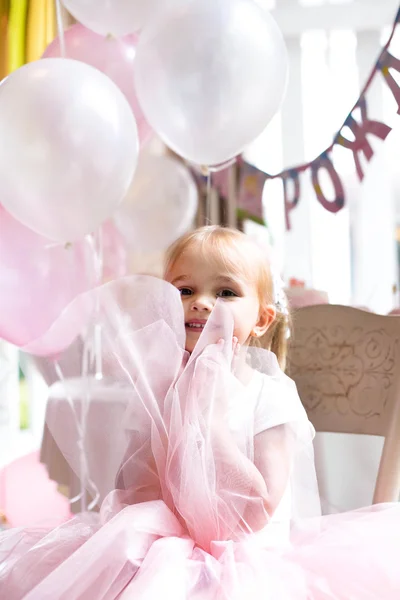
[1,499,400,599]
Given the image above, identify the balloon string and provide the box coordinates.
[88,228,104,381]
[94,228,103,381]
[54,361,100,513]
[0,470,7,526]
[198,158,237,224]
[94,227,104,285]
[55,0,66,58]
[206,172,212,224]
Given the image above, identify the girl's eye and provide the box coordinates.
[179,287,192,296]
[217,289,237,298]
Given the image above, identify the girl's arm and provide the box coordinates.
[211,421,292,533]
[253,424,292,518]
[191,340,293,535]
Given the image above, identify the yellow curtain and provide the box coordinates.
[0,0,9,80]
[7,0,28,73]
[2,0,56,78]
[26,0,56,63]
[45,0,56,47]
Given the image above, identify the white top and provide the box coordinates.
[228,370,311,547]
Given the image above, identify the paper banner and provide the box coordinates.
[378,47,400,114]
[283,169,301,230]
[310,152,345,213]
[251,4,400,230]
[236,162,266,224]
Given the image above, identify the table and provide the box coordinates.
[40,377,134,513]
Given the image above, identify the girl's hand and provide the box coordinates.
[215,336,240,373]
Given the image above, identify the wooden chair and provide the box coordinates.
[287,305,400,504]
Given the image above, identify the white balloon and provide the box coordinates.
[115,154,198,252]
[62,0,185,37]
[0,58,138,242]
[127,251,165,278]
[252,0,275,9]
[134,0,288,166]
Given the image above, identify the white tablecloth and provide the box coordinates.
[40,377,133,513]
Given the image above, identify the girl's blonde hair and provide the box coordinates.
[164,226,290,370]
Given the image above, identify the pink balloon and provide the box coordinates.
[42,24,151,145]
[0,206,96,353]
[101,220,128,282]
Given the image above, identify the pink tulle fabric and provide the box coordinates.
[1,276,400,599]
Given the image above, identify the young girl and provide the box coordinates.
[1,226,400,599]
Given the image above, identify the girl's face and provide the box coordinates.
[166,246,275,353]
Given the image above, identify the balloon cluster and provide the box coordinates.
[0,0,287,356]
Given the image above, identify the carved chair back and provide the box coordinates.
[287,305,400,503]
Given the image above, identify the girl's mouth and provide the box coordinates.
[185,320,207,331]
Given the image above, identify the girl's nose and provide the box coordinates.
[190,295,213,312]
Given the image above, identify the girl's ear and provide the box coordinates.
[251,304,276,338]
